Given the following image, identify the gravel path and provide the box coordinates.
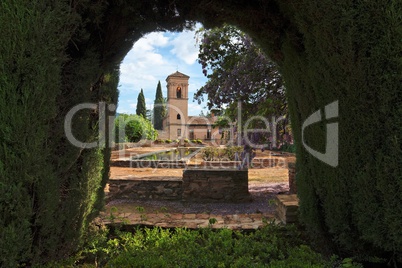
[107,182,289,215]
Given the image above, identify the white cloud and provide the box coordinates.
[117,27,208,115]
[170,30,199,65]
[119,32,173,90]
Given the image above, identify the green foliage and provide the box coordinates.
[73,223,336,267]
[165,139,172,144]
[136,89,146,118]
[201,146,242,161]
[114,114,158,143]
[0,0,121,265]
[195,24,288,127]
[153,81,166,130]
[278,143,296,153]
[201,147,219,161]
[0,0,193,265]
[223,146,243,160]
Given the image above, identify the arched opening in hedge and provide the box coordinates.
[1,1,400,266]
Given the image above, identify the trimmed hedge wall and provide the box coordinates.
[186,1,401,258]
[0,1,71,265]
[278,1,402,258]
[192,0,401,260]
[0,1,120,265]
[0,1,191,265]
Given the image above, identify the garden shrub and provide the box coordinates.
[202,146,243,161]
[114,114,158,143]
[223,146,243,160]
[279,143,296,153]
[74,223,335,267]
[201,147,218,161]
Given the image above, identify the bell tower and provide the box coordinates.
[165,71,189,139]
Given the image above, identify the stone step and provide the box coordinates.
[275,194,299,224]
[99,211,276,230]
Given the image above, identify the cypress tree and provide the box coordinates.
[153,81,166,130]
[136,89,146,118]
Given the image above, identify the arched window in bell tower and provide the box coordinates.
[176,86,182,98]
[177,113,181,120]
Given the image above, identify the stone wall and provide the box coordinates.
[110,160,187,168]
[288,162,297,194]
[107,178,182,201]
[182,169,251,202]
[107,160,294,202]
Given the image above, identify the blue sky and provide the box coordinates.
[117,25,208,116]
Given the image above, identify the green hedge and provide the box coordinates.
[0,1,119,265]
[276,0,402,258]
[187,0,401,260]
[0,1,70,265]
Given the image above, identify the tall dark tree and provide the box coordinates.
[153,81,166,130]
[136,89,146,118]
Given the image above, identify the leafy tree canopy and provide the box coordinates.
[195,24,290,146]
[195,24,287,121]
[115,114,158,142]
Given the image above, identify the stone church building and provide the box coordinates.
[161,71,220,142]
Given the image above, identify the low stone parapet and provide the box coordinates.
[110,159,187,168]
[107,178,182,201]
[182,169,251,202]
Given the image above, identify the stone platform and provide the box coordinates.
[100,211,277,230]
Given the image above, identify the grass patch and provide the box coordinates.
[248,168,288,184]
